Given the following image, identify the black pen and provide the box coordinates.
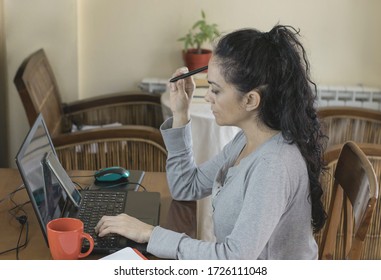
[169,65,208,83]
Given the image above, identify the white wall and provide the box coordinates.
[3,0,381,167]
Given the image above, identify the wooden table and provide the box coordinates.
[0,168,196,260]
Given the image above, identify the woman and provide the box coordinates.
[95,24,327,259]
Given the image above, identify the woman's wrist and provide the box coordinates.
[143,225,155,243]
[172,112,190,128]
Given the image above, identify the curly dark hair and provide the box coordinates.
[214,25,327,232]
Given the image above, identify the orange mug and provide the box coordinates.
[47,217,94,260]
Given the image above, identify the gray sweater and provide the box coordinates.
[147,118,318,259]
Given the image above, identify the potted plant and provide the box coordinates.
[178,10,220,71]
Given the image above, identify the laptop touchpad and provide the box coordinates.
[125,192,160,226]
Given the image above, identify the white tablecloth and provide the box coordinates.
[161,89,240,241]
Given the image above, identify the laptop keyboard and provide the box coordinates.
[77,190,127,252]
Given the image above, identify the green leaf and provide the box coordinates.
[177,10,220,52]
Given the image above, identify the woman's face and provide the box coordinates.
[205,56,250,127]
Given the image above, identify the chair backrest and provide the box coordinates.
[319,141,379,259]
[66,92,164,129]
[318,106,381,148]
[14,48,64,137]
[52,125,167,172]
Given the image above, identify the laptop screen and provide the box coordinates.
[15,114,68,244]
[44,150,82,208]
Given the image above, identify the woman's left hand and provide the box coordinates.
[169,67,196,128]
[94,213,154,243]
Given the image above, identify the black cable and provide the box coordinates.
[0,215,29,259]
[95,181,147,191]
[69,175,94,178]
[71,179,147,192]
[15,216,29,260]
[0,184,25,204]
[132,182,147,192]
[72,181,84,190]
[8,200,31,213]
[0,218,29,259]
[0,184,30,259]
[8,189,30,218]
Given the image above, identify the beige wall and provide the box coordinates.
[3,0,381,167]
[0,0,8,167]
[78,0,381,98]
[3,0,78,167]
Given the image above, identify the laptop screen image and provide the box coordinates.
[15,114,67,244]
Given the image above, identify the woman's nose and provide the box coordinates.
[204,89,211,103]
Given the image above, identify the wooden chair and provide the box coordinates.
[14,48,167,171]
[318,106,381,148]
[53,125,167,172]
[14,48,164,134]
[317,141,379,259]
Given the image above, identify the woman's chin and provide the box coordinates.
[213,112,225,126]
[214,118,224,126]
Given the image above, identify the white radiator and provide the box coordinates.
[316,85,381,110]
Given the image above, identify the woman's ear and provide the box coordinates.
[244,90,261,111]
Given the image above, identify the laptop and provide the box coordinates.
[15,113,161,254]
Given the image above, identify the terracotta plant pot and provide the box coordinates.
[182,49,211,71]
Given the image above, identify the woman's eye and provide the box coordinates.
[208,85,220,95]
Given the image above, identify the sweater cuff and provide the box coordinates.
[147,226,184,259]
[160,117,193,153]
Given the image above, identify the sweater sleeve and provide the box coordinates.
[160,117,229,200]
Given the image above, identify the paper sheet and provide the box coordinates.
[100,247,147,260]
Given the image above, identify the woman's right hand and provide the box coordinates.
[169,67,195,128]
